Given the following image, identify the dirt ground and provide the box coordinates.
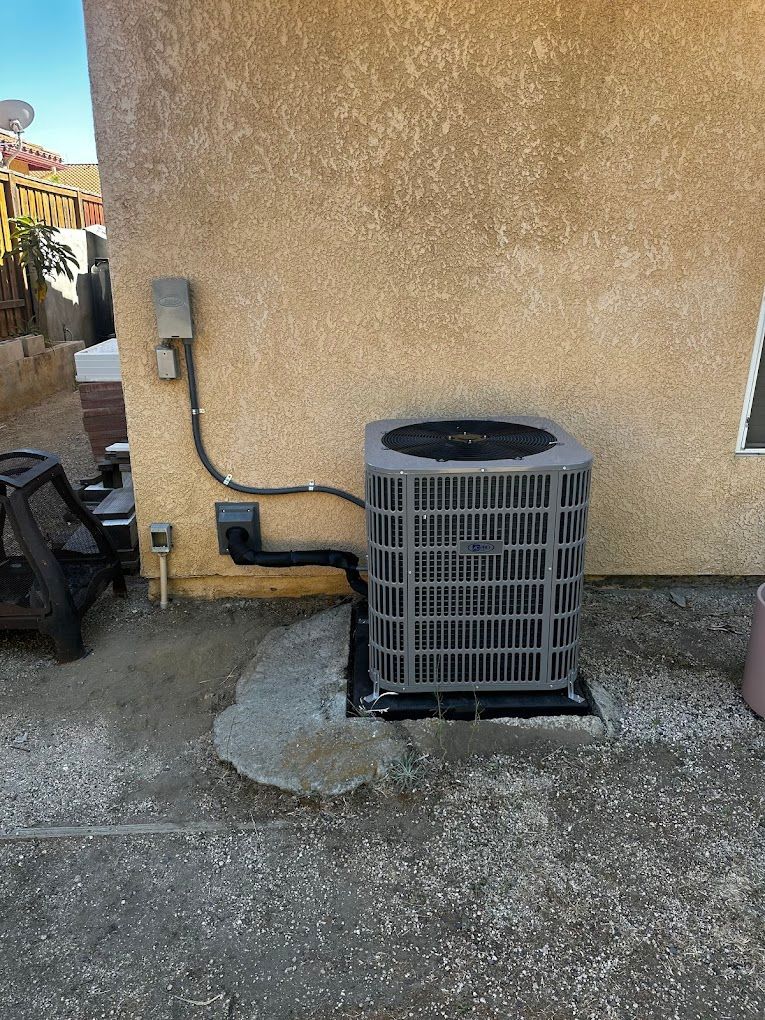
[0,581,763,1020]
[0,388,96,483]
[1,396,764,1019]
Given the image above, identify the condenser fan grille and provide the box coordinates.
[382,420,557,462]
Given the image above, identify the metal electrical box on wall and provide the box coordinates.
[152,278,193,339]
[155,344,180,379]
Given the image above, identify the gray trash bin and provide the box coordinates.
[742,583,765,717]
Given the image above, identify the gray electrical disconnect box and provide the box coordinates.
[152,277,193,340]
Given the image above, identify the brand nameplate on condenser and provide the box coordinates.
[459,541,501,555]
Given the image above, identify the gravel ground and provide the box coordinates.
[0,388,96,481]
[0,581,763,1019]
[1,393,764,1018]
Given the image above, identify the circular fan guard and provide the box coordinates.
[381,420,557,461]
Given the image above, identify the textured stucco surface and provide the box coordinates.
[84,0,765,592]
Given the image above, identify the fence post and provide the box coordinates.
[75,190,85,229]
[0,170,34,337]
[6,170,20,220]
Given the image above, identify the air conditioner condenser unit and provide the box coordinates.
[365,418,592,697]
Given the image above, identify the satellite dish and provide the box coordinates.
[0,100,35,133]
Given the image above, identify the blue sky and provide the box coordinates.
[1,0,96,163]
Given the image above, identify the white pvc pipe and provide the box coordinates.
[158,553,169,609]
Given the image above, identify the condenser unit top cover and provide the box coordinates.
[365,416,591,473]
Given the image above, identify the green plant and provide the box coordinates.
[387,749,428,792]
[8,215,78,302]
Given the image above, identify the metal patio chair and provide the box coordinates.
[0,449,125,662]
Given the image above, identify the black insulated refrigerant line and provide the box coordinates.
[226,527,368,597]
[182,340,365,509]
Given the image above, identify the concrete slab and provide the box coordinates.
[213,604,615,797]
[213,605,404,797]
[402,709,608,761]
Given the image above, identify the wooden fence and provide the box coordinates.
[0,169,105,339]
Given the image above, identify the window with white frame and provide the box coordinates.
[737,289,765,453]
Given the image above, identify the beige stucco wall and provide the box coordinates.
[84,0,765,594]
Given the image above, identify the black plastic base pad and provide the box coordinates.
[347,603,592,720]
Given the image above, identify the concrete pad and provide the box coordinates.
[213,605,404,797]
[401,711,607,760]
[213,605,615,798]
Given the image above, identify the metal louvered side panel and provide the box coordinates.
[550,467,591,687]
[403,470,558,691]
[366,470,406,690]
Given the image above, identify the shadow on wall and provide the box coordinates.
[36,227,110,347]
[41,272,95,346]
